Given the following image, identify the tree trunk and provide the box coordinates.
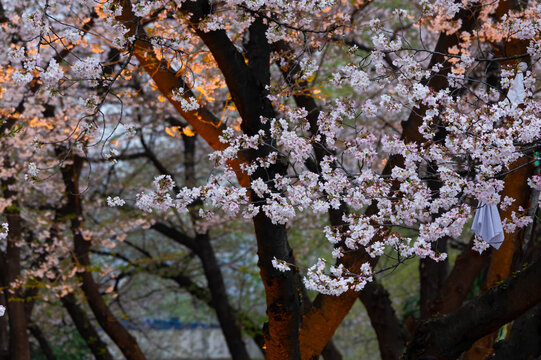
[61,293,114,360]
[58,151,146,360]
[358,281,409,360]
[28,324,57,360]
[404,256,541,360]
[1,179,30,360]
[428,238,491,316]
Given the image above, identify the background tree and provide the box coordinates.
[0,0,540,359]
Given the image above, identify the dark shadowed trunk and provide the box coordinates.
[27,324,57,360]
[1,178,30,360]
[489,302,541,360]
[404,256,541,359]
[429,238,491,315]
[358,281,410,360]
[58,150,146,360]
[61,293,114,360]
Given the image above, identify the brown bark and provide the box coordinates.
[61,293,114,360]
[358,281,410,360]
[58,150,146,360]
[0,179,30,360]
[115,0,250,187]
[429,238,491,315]
[404,256,541,360]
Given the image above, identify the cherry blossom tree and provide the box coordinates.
[0,0,540,359]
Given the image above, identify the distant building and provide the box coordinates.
[104,319,263,360]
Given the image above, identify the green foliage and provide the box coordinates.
[31,327,92,360]
[402,294,421,320]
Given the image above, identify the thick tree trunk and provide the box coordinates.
[429,238,491,316]
[358,281,410,360]
[489,302,541,360]
[404,256,541,360]
[61,293,114,360]
[253,214,300,360]
[1,181,30,360]
[188,7,301,358]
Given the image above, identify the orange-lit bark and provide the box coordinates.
[116,0,250,187]
[429,238,491,316]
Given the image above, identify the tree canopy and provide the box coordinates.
[0,0,540,359]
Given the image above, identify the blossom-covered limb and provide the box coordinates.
[115,0,250,187]
[300,4,480,356]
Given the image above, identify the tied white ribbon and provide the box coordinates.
[505,62,527,107]
[472,202,504,249]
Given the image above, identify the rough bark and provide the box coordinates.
[429,238,491,316]
[404,256,541,360]
[358,281,410,360]
[61,293,114,360]
[489,302,541,360]
[58,150,146,360]
[1,179,30,360]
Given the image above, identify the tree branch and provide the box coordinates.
[404,256,541,359]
